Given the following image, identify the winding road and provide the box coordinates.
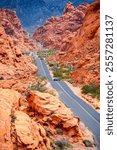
[33,52,100,149]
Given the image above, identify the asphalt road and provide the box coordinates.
[33,52,100,149]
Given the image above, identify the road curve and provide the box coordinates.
[33,52,100,149]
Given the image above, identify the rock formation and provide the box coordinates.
[0,88,96,150]
[58,0,100,86]
[0,0,94,33]
[0,89,51,150]
[33,2,89,49]
[12,111,50,150]
[0,89,21,149]
[33,0,100,86]
[0,9,38,91]
[26,91,81,142]
[0,2,98,149]
[0,9,37,51]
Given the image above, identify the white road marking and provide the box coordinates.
[38,58,100,125]
[56,82,100,125]
[38,58,47,77]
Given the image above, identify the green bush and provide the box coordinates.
[83,140,93,147]
[30,84,47,92]
[41,76,47,81]
[37,50,42,57]
[56,128,63,135]
[54,140,73,150]
[48,63,54,67]
[47,49,57,56]
[11,115,17,123]
[53,70,63,78]
[81,84,100,99]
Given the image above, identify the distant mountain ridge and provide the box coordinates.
[0,0,94,33]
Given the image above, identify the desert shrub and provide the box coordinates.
[56,128,63,135]
[54,140,73,150]
[53,70,63,78]
[11,115,17,123]
[41,76,47,81]
[48,63,54,67]
[83,139,93,147]
[48,111,55,116]
[45,129,50,138]
[37,50,42,57]
[48,90,56,96]
[30,84,47,92]
[81,84,100,99]
[47,49,57,56]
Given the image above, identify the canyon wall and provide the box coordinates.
[33,0,100,86]
[0,9,37,90]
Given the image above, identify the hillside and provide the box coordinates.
[34,0,100,86]
[0,0,94,33]
[0,9,37,91]
[33,2,89,49]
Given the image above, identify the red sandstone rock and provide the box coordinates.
[13,111,51,150]
[0,89,21,149]
[58,0,100,86]
[26,91,81,142]
[0,89,51,150]
[33,2,88,49]
[48,1,100,86]
[0,25,37,90]
[0,9,37,51]
[33,1,100,86]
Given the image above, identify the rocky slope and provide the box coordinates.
[0,9,37,50]
[0,88,96,150]
[0,0,94,33]
[33,2,89,49]
[58,0,100,86]
[0,9,38,91]
[34,0,100,86]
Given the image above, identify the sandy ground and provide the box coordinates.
[65,81,100,112]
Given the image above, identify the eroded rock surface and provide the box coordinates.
[0,9,37,51]
[45,1,100,86]
[33,1,100,86]
[12,111,50,150]
[0,89,21,149]
[33,2,88,49]
[27,91,81,142]
[0,10,37,90]
[61,0,100,86]
[0,88,96,150]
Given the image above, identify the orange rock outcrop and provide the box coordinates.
[33,2,88,49]
[0,9,38,91]
[0,9,37,51]
[26,91,81,142]
[0,88,95,149]
[0,89,21,149]
[34,0,100,86]
[58,0,100,86]
[0,89,51,150]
